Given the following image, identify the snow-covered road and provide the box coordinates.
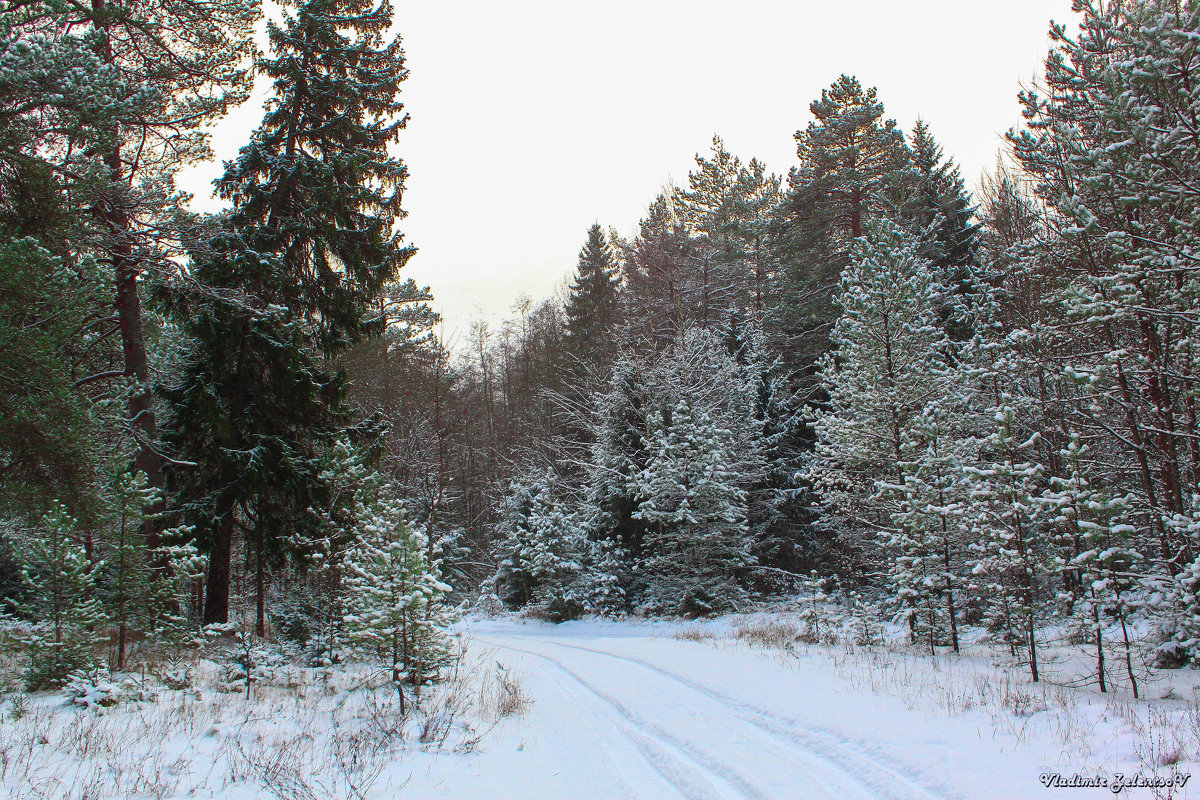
[402,619,1074,800]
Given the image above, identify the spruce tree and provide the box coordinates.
[634,397,753,616]
[902,121,982,340]
[586,356,653,590]
[164,0,415,624]
[563,224,620,369]
[215,0,414,356]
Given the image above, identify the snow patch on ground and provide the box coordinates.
[3,615,1198,798]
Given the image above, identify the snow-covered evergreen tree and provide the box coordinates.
[100,470,201,669]
[563,224,621,369]
[891,400,977,653]
[12,503,107,688]
[901,121,982,341]
[808,218,956,569]
[493,469,622,620]
[635,397,753,615]
[1010,0,1200,595]
[1042,434,1141,695]
[299,437,383,664]
[965,405,1049,681]
[343,489,454,710]
[722,313,812,583]
[629,329,763,615]
[585,357,652,595]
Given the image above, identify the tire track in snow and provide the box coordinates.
[487,638,875,800]
[494,640,772,800]
[524,653,694,800]
[534,638,955,800]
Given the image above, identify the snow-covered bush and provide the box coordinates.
[492,471,616,621]
[64,668,156,710]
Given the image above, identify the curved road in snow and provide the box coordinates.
[398,620,1068,800]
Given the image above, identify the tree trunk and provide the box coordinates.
[204,495,236,624]
[255,526,266,637]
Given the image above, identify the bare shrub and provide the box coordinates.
[672,625,716,643]
[731,618,801,651]
[480,661,530,720]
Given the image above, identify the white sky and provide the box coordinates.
[178,0,1077,345]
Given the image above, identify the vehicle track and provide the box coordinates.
[537,638,956,800]
[485,635,945,800]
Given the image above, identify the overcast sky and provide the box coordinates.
[178,0,1078,346]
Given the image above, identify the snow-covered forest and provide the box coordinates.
[4,0,1200,796]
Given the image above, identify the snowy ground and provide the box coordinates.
[426,617,1198,800]
[4,615,1200,799]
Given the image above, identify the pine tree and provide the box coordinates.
[1042,434,1141,695]
[965,405,1049,682]
[39,0,258,512]
[891,400,976,653]
[103,471,159,669]
[0,13,138,519]
[789,76,911,245]
[1009,0,1200,579]
[677,138,783,324]
[807,219,955,570]
[12,503,107,688]
[774,76,912,378]
[343,489,454,710]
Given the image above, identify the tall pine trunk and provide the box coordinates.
[204,493,236,624]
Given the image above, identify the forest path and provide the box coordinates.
[476,628,945,800]
[401,618,1074,799]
